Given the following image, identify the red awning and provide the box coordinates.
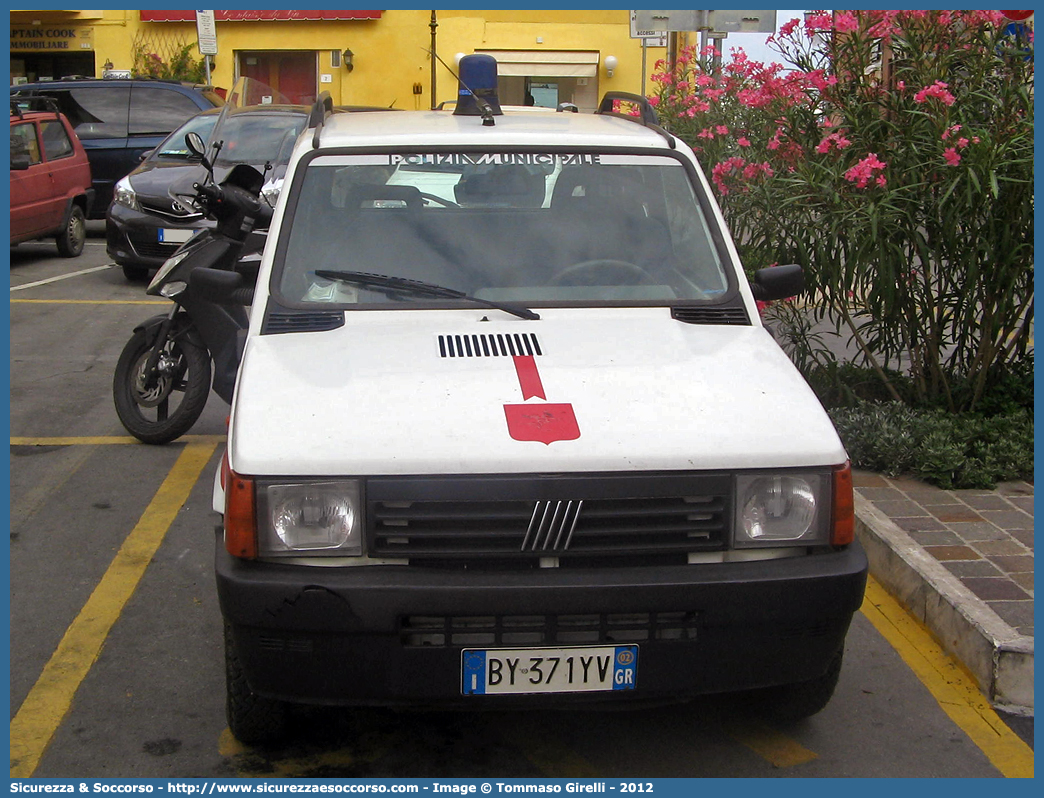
[140,11,383,22]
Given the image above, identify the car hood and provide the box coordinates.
[227,307,846,476]
[128,160,276,201]
[127,160,208,201]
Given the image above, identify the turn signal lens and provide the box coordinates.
[225,470,257,559]
[831,462,855,546]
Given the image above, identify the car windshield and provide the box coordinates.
[153,114,218,160]
[275,151,732,307]
[212,112,306,168]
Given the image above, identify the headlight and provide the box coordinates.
[113,176,140,212]
[733,473,829,547]
[147,248,192,292]
[257,481,363,556]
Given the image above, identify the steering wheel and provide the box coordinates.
[418,192,459,208]
[548,259,657,287]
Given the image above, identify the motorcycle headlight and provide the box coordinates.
[113,176,140,212]
[147,248,192,293]
[733,472,829,547]
[256,480,363,556]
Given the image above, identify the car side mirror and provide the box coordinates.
[751,263,803,302]
[190,267,254,305]
[10,153,31,171]
[138,149,154,162]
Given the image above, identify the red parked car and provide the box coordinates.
[10,98,94,257]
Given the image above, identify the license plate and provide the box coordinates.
[158,228,193,244]
[461,645,638,695]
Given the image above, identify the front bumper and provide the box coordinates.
[216,535,868,708]
[106,201,208,269]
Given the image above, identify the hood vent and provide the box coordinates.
[262,310,345,335]
[439,332,542,358]
[671,305,751,325]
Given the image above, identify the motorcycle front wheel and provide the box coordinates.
[113,327,212,444]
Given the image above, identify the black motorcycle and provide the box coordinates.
[112,130,269,444]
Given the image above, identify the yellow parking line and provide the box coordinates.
[725,719,818,768]
[11,299,168,305]
[9,442,217,778]
[11,435,225,446]
[861,575,1034,778]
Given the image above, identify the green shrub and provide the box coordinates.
[829,401,1033,489]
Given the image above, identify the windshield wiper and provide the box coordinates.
[314,270,540,321]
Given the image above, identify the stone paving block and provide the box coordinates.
[856,487,906,502]
[906,528,963,546]
[894,516,947,532]
[962,577,1031,602]
[928,508,986,524]
[996,481,1034,497]
[1010,528,1034,550]
[868,499,931,517]
[987,554,1034,574]
[977,509,1034,530]
[987,600,1035,636]
[1010,573,1034,594]
[974,539,1033,556]
[924,545,981,561]
[852,471,890,488]
[1006,497,1035,514]
[946,521,1007,542]
[959,494,1016,511]
[904,487,959,505]
[942,560,1004,579]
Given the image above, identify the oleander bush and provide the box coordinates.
[652,10,1034,414]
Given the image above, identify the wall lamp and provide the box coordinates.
[604,54,618,78]
[342,48,355,72]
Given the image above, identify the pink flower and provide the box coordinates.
[941,124,962,140]
[833,11,859,33]
[697,128,714,139]
[943,147,961,166]
[844,153,887,189]
[716,125,729,135]
[896,80,905,91]
[914,81,956,106]
[816,131,851,154]
[737,137,751,148]
[956,137,969,149]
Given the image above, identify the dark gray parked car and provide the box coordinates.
[11,78,224,218]
[106,104,308,280]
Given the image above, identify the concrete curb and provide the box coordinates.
[854,494,1034,714]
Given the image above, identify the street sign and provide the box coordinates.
[629,9,667,39]
[195,10,218,56]
[1001,10,1034,21]
[630,9,775,34]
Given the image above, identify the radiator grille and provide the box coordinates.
[369,475,730,566]
[401,612,698,648]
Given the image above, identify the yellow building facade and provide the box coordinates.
[9,10,666,111]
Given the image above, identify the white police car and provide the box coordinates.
[210,55,867,743]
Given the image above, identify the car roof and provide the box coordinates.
[13,78,213,90]
[309,108,671,151]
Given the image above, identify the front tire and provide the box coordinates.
[113,326,211,444]
[225,623,287,745]
[122,263,150,281]
[55,205,86,257]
